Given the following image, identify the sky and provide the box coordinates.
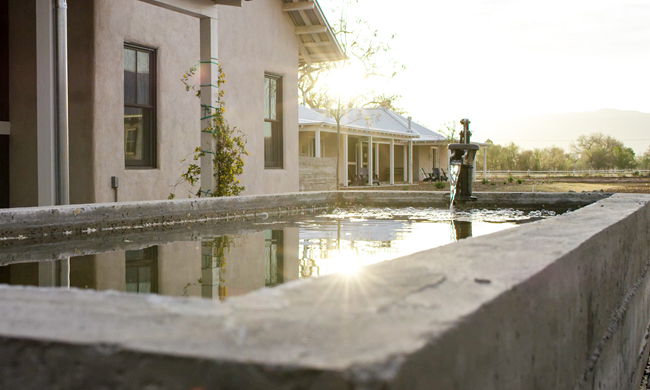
[317,0,650,153]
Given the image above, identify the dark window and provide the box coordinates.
[125,247,158,294]
[264,74,283,168]
[124,45,156,168]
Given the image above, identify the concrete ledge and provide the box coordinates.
[0,193,647,389]
[0,191,608,240]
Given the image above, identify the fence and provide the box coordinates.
[481,169,650,179]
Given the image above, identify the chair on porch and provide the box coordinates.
[420,168,434,182]
[349,166,364,186]
[359,167,380,186]
[437,168,449,182]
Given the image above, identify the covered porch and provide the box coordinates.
[299,125,419,188]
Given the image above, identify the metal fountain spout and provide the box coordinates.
[448,118,479,206]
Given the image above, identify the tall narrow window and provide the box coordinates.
[125,246,158,294]
[124,44,156,168]
[264,74,283,168]
[264,230,284,286]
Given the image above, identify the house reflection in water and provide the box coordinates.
[0,228,300,301]
[0,217,517,298]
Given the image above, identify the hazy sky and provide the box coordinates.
[317,0,650,150]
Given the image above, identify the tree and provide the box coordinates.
[570,133,635,169]
[170,64,249,199]
[437,120,460,143]
[298,0,405,111]
[636,146,650,170]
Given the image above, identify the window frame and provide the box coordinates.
[124,43,157,169]
[264,73,283,169]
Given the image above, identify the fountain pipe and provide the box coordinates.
[448,118,478,205]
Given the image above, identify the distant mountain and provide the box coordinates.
[481,109,650,155]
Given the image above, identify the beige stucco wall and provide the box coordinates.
[7,0,303,205]
[218,0,299,195]
[92,0,200,203]
[299,131,312,157]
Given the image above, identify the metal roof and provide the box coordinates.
[299,106,447,142]
[281,0,346,64]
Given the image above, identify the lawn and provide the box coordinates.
[344,176,650,194]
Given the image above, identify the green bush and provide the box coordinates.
[516,179,524,184]
[503,180,507,185]
[507,175,514,183]
[633,171,640,177]
[490,182,496,186]
[434,181,445,190]
[549,180,554,184]
[481,178,489,184]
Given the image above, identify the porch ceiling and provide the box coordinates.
[139,0,246,19]
[282,0,346,64]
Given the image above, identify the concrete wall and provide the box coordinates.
[0,194,649,390]
[218,0,299,196]
[299,156,336,191]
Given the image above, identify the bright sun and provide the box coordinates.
[324,62,368,103]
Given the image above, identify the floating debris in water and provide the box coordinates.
[321,207,557,223]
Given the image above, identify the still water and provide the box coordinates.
[0,207,555,300]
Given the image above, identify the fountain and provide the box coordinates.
[448,118,480,207]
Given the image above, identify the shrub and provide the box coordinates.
[434,181,445,190]
[507,175,514,183]
[503,180,507,185]
[490,182,496,186]
[633,171,640,177]
[481,178,489,184]
[516,179,524,184]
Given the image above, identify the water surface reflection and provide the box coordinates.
[0,208,551,300]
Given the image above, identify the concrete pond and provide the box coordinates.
[0,191,648,390]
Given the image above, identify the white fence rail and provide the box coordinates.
[482,169,650,179]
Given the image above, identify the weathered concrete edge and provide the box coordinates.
[0,191,609,239]
[0,194,646,390]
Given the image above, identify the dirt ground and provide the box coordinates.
[343,175,650,194]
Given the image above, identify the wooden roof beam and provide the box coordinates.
[282,1,314,12]
[295,25,328,35]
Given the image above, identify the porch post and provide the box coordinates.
[358,137,363,176]
[483,146,487,180]
[374,142,379,181]
[314,129,321,157]
[408,140,413,184]
[343,133,348,186]
[389,139,395,185]
[199,17,218,195]
[368,136,373,185]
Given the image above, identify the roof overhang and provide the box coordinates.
[282,0,346,64]
[139,0,246,19]
[299,123,418,140]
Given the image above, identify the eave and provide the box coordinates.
[282,0,346,64]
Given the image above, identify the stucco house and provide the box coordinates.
[0,0,343,208]
[298,105,452,190]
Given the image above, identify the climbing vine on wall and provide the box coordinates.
[170,63,249,199]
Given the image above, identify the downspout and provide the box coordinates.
[56,0,70,289]
[55,0,70,206]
